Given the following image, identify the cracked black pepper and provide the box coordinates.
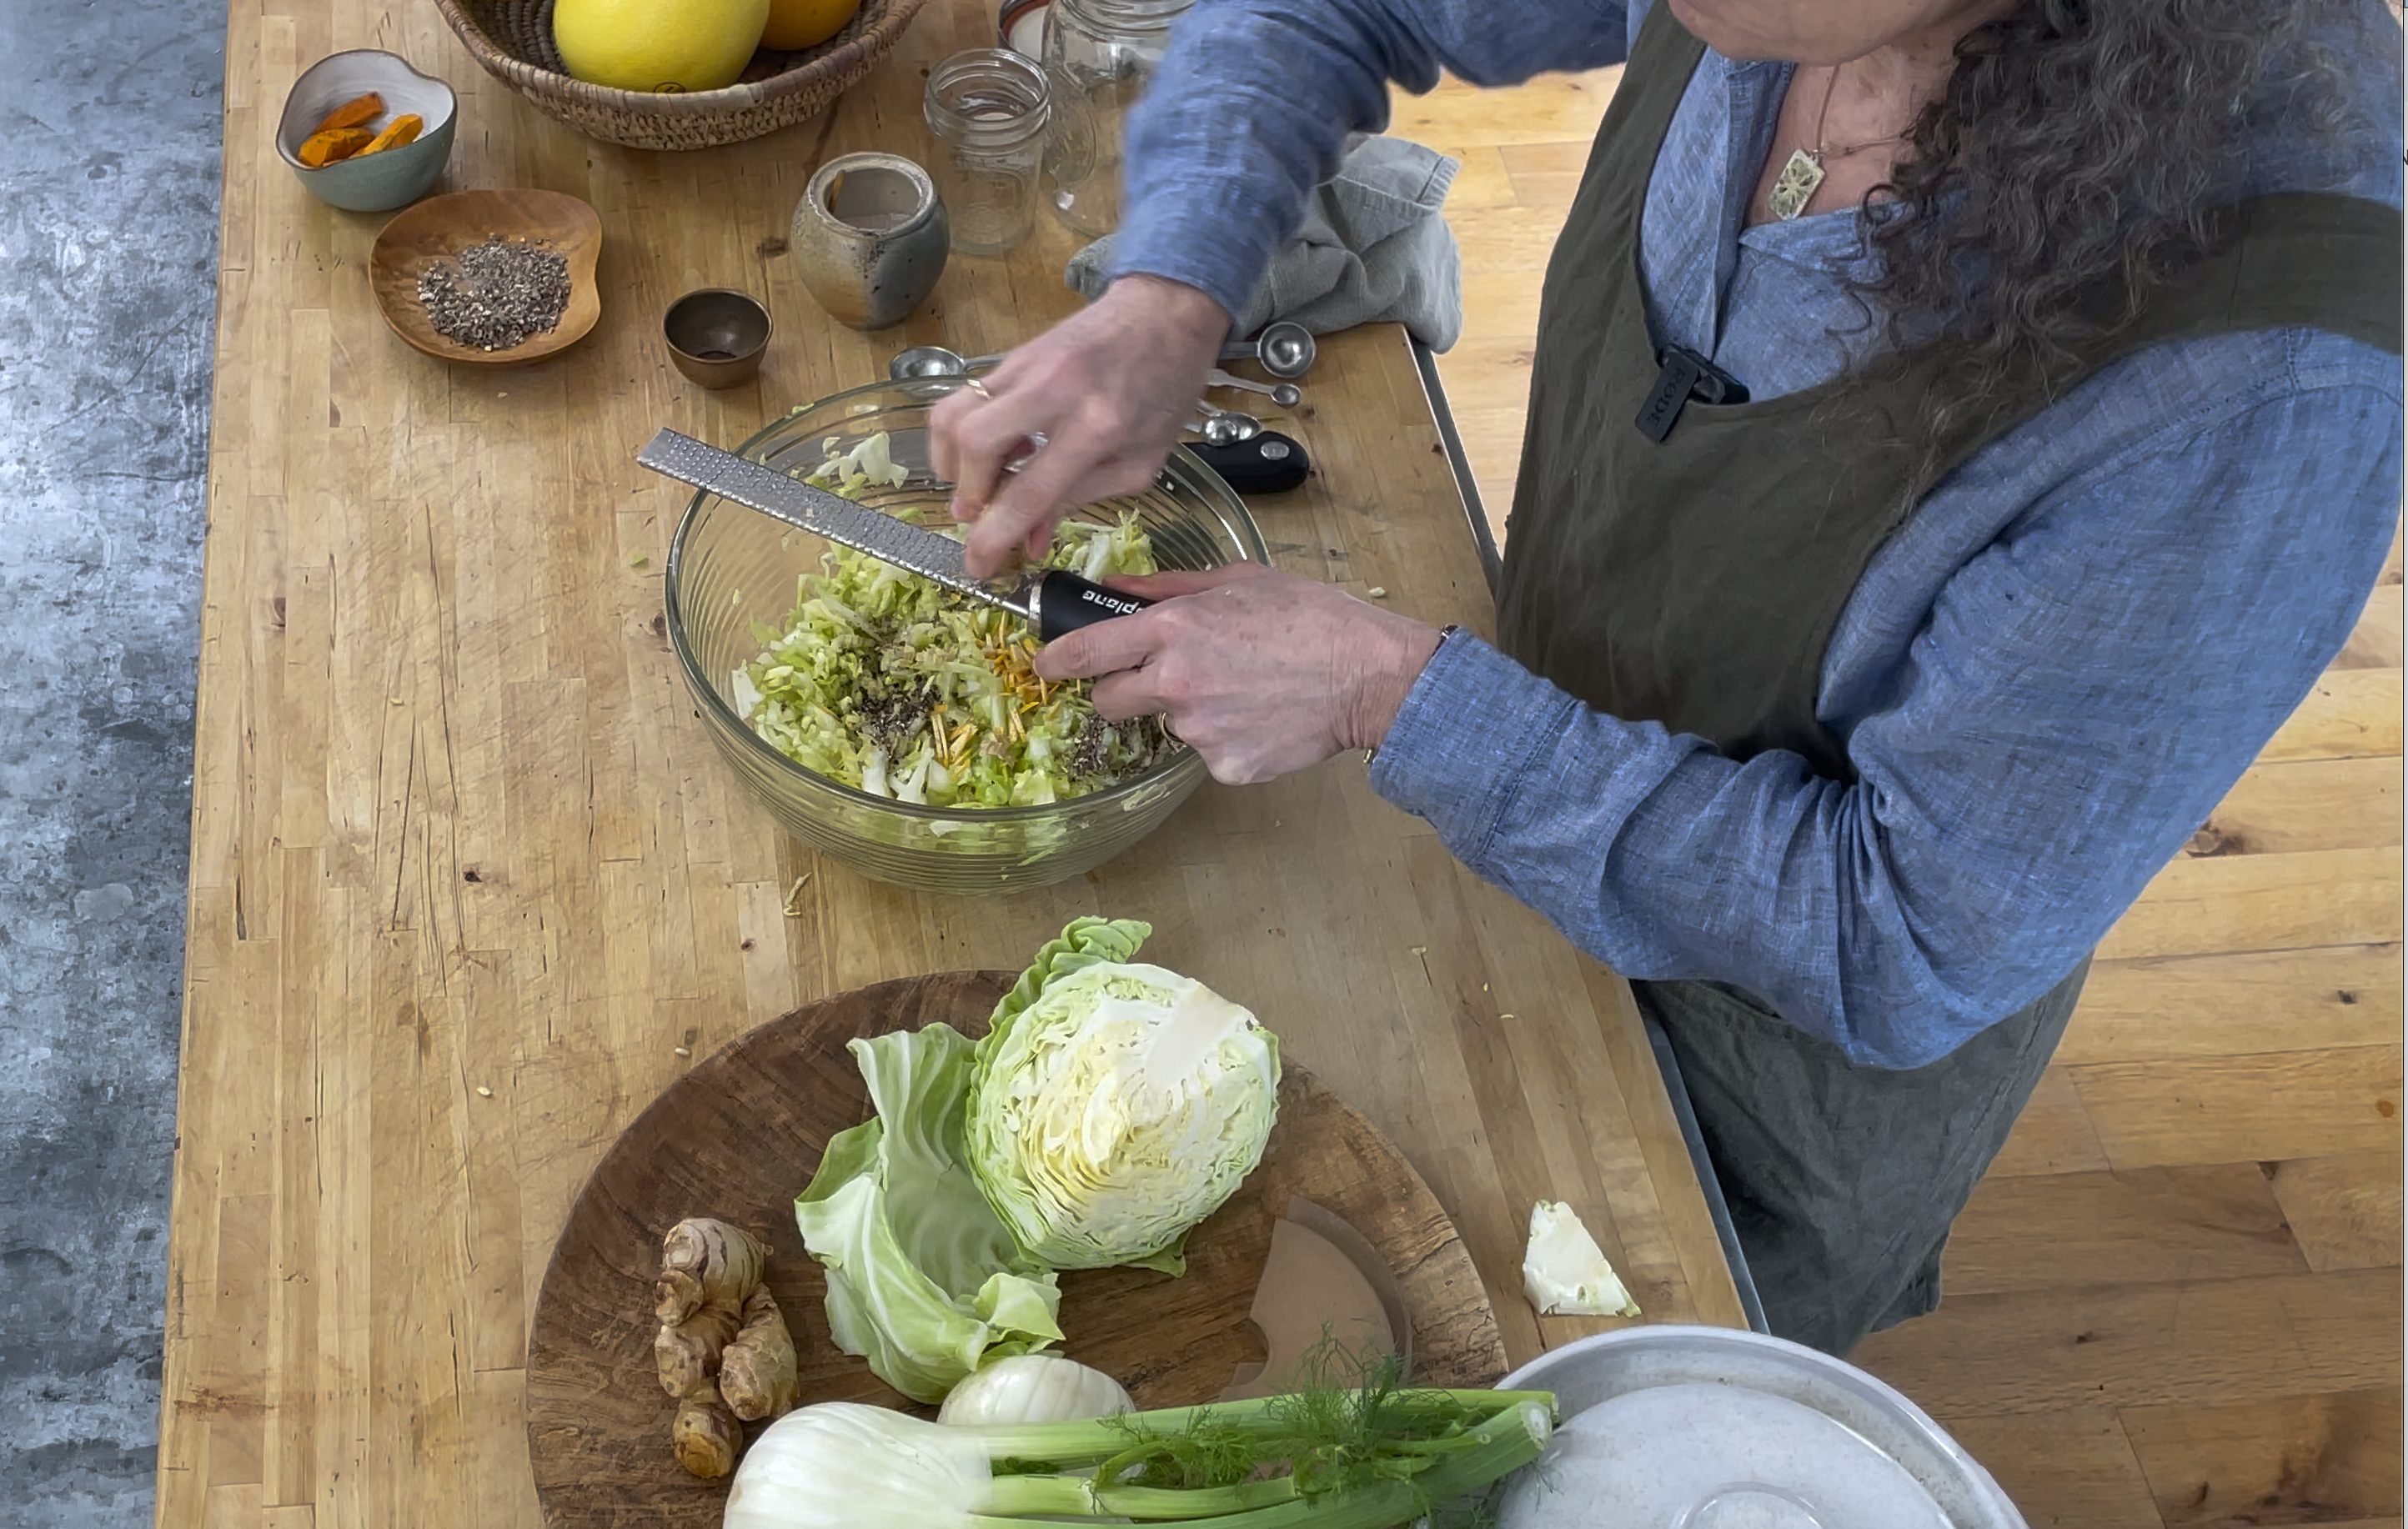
[417,235,571,352]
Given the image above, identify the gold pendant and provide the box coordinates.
[1768,148,1824,222]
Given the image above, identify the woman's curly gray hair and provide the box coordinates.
[1853,0,2358,457]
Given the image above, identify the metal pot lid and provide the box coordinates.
[1494,1326,2024,1529]
[1497,1383,1947,1528]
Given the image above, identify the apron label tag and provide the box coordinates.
[1636,346,1750,442]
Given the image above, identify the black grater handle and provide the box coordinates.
[1029,569,1159,643]
[1191,431,1310,494]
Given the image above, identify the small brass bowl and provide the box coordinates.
[664,289,772,389]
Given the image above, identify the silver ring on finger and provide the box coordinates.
[1001,430,1048,477]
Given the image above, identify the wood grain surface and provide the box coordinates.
[166,3,1741,1526]
[523,970,1505,1524]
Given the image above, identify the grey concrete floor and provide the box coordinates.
[0,0,225,1522]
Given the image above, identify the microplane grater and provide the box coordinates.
[636,428,1155,642]
[637,428,1023,616]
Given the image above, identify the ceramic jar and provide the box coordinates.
[790,153,951,331]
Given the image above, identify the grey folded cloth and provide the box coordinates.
[1066,135,1466,351]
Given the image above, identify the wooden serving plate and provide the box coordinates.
[369,188,602,364]
[525,970,1506,1525]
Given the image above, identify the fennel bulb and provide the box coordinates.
[722,1371,1558,1529]
[937,1354,1133,1426]
[725,1403,989,1529]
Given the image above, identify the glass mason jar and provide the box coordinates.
[1039,0,1196,239]
[924,48,1054,258]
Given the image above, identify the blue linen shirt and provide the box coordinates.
[1106,0,2406,1067]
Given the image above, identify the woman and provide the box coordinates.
[928,0,2403,1353]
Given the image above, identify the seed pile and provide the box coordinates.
[417,235,570,352]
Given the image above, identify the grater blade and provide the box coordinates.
[635,429,1031,619]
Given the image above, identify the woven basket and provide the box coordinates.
[434,0,931,151]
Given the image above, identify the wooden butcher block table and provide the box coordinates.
[164,0,1744,1523]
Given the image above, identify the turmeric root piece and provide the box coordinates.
[298,127,374,168]
[673,1381,743,1478]
[310,91,384,135]
[719,1284,800,1421]
[655,1218,770,1326]
[655,1301,743,1400]
[356,114,424,157]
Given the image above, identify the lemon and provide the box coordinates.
[554,0,772,93]
[760,0,862,50]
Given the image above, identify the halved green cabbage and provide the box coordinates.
[966,952,1282,1276]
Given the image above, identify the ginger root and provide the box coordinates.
[673,1381,743,1479]
[655,1300,742,1401]
[653,1217,797,1476]
[719,1284,800,1421]
[656,1218,770,1326]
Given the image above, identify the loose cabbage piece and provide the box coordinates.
[1520,1200,1640,1319]
[966,957,1282,1275]
[795,1025,1063,1402]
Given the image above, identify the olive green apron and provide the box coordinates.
[1499,3,2402,1354]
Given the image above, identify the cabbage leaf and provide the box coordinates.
[795,1024,1062,1402]
[989,915,1152,1030]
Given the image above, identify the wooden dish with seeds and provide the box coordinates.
[369,188,604,366]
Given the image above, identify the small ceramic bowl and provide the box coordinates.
[664,290,772,389]
[278,50,458,213]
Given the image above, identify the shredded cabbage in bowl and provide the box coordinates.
[733,434,1176,809]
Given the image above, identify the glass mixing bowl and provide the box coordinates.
[664,377,1268,894]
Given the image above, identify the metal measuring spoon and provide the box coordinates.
[1195,399,1264,439]
[889,344,1001,380]
[1216,321,1316,380]
[1186,413,1259,445]
[1204,368,1302,409]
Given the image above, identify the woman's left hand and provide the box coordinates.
[1033,564,1444,785]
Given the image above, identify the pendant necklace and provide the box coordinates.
[1767,63,1911,223]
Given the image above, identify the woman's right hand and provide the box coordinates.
[928,273,1231,579]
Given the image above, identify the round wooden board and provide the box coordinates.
[525,970,1507,1524]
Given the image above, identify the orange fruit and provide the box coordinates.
[760,0,862,50]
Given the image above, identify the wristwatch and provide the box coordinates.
[1364,624,1462,768]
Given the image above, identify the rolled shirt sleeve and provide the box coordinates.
[1105,0,1633,318]
[1374,374,2403,1068]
